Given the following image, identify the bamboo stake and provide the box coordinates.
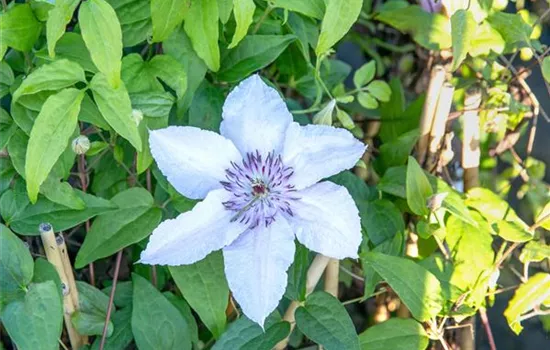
[425,83,455,171]
[39,223,85,349]
[416,65,446,165]
[275,255,331,350]
[462,89,482,190]
[324,259,339,297]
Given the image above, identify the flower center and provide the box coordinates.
[221,151,297,229]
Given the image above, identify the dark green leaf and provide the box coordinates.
[406,156,433,216]
[359,318,429,350]
[270,0,325,19]
[91,307,133,350]
[0,224,33,301]
[188,81,224,131]
[108,0,152,47]
[361,199,405,245]
[72,311,113,336]
[0,4,42,52]
[450,10,477,71]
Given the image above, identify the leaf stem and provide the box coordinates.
[99,250,123,350]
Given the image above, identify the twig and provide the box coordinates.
[339,265,364,282]
[479,308,497,350]
[78,148,95,286]
[99,250,123,350]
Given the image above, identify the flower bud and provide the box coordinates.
[71,135,91,155]
[132,109,144,126]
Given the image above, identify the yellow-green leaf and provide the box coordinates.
[315,0,363,56]
[450,10,477,71]
[25,89,84,203]
[90,73,142,151]
[46,0,80,58]
[79,0,123,87]
[0,4,42,52]
[228,0,256,49]
[151,0,190,43]
[406,156,433,216]
[183,0,220,71]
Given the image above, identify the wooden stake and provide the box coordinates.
[324,259,339,297]
[416,66,446,165]
[462,90,482,190]
[39,223,85,349]
[425,83,455,171]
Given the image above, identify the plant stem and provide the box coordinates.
[99,250,123,350]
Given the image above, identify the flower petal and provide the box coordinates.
[221,75,292,156]
[150,126,241,199]
[223,216,295,327]
[140,189,247,265]
[282,122,366,189]
[290,181,362,259]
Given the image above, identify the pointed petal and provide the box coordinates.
[290,181,362,259]
[221,75,292,156]
[223,216,295,326]
[150,126,241,199]
[283,122,366,189]
[140,189,247,265]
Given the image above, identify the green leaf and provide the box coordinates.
[40,176,86,210]
[336,108,354,129]
[315,0,362,56]
[313,99,336,126]
[295,291,360,350]
[366,80,391,102]
[270,0,325,19]
[79,0,123,87]
[542,57,550,84]
[36,32,99,73]
[353,61,376,89]
[102,281,133,309]
[376,129,419,172]
[25,88,84,203]
[469,21,505,56]
[218,34,296,82]
[504,273,550,334]
[188,81,224,131]
[13,59,86,102]
[450,10,477,71]
[9,191,116,235]
[75,188,161,268]
[0,224,33,301]
[169,251,229,338]
[132,273,192,350]
[163,292,198,344]
[151,0,189,43]
[378,78,405,142]
[163,27,209,112]
[357,92,378,110]
[108,0,152,47]
[32,258,63,304]
[519,241,550,264]
[79,93,110,130]
[375,5,451,50]
[329,170,375,203]
[359,318,429,350]
[218,0,233,24]
[285,243,311,301]
[406,156,433,216]
[72,311,113,336]
[487,12,532,47]
[213,313,290,350]
[1,281,63,350]
[0,62,14,98]
[91,306,133,350]
[0,108,17,149]
[148,54,188,99]
[362,252,443,322]
[47,0,80,58]
[361,199,405,245]
[77,281,112,315]
[466,187,533,242]
[129,91,175,118]
[90,73,142,151]
[0,184,30,226]
[183,0,219,71]
[229,0,256,49]
[0,4,42,52]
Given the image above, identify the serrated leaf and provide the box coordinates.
[218,35,296,82]
[79,0,123,87]
[362,252,443,321]
[315,0,362,56]
[450,10,477,71]
[361,199,405,245]
[0,4,42,52]
[353,61,376,88]
[169,251,229,338]
[213,313,290,350]
[0,224,33,302]
[25,88,84,203]
[359,318,429,350]
[76,188,161,268]
[13,59,86,102]
[131,273,192,350]
[151,0,189,43]
[366,80,392,102]
[295,291,360,350]
[9,191,116,235]
[183,0,219,71]
[229,0,256,49]
[47,0,80,58]
[504,273,550,334]
[90,73,142,151]
[1,281,63,350]
[406,156,433,216]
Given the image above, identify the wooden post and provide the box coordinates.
[425,83,455,171]
[416,66,446,166]
[39,223,86,349]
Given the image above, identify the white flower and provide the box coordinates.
[140,75,365,326]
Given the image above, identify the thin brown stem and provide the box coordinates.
[480,308,497,350]
[99,250,123,350]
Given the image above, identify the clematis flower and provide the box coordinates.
[419,0,442,13]
[140,75,365,326]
